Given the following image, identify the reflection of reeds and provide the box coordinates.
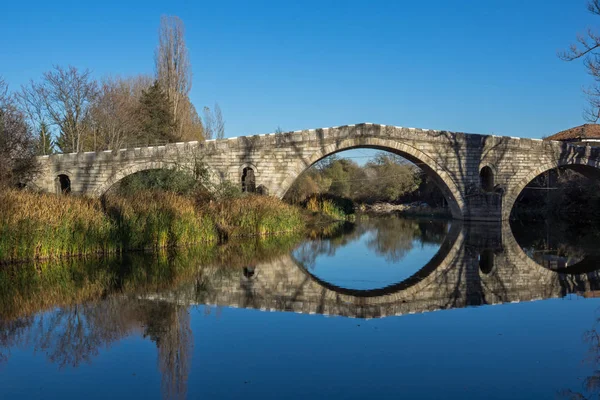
[0,235,301,322]
[0,190,303,262]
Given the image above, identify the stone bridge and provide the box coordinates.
[31,123,600,221]
[143,222,600,319]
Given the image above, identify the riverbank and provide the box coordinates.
[0,190,304,263]
[356,201,450,218]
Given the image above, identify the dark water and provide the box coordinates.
[2,216,600,399]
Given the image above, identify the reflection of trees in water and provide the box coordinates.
[0,296,193,400]
[141,303,192,400]
[560,310,600,399]
[0,235,303,397]
[365,218,437,263]
[294,216,449,268]
[0,317,33,364]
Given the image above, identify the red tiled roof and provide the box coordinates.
[545,124,600,141]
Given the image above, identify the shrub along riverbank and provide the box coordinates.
[0,190,303,263]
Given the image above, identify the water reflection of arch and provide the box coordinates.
[529,252,600,275]
[290,222,463,299]
[502,222,600,293]
[189,221,600,319]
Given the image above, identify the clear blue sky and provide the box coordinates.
[0,0,597,139]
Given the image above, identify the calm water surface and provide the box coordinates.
[2,215,600,399]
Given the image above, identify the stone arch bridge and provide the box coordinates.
[32,123,600,221]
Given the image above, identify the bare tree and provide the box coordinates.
[0,77,38,188]
[560,1,600,121]
[202,106,214,139]
[89,75,151,150]
[214,103,225,139]
[155,15,192,138]
[18,66,98,153]
[177,96,204,142]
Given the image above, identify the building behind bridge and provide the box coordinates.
[545,123,600,146]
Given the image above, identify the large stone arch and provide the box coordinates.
[502,156,600,220]
[275,137,466,219]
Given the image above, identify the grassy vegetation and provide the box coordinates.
[0,190,116,261]
[104,191,218,250]
[303,194,355,221]
[206,195,303,238]
[0,189,303,263]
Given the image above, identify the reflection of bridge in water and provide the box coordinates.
[145,222,600,319]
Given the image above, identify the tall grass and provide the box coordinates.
[304,194,354,221]
[0,190,116,261]
[206,196,303,238]
[0,190,304,263]
[104,191,217,250]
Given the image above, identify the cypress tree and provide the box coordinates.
[37,121,54,155]
[138,81,175,144]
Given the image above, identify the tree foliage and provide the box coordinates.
[138,81,176,144]
[286,152,426,204]
[11,15,204,155]
[363,153,421,202]
[36,121,54,156]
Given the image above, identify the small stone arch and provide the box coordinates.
[478,249,495,274]
[276,137,466,220]
[241,164,257,193]
[55,174,71,195]
[479,166,495,193]
[243,266,256,279]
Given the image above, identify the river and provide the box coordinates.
[1,215,600,399]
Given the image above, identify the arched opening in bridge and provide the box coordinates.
[510,163,600,273]
[510,164,600,220]
[241,167,256,193]
[478,249,494,274]
[55,174,71,195]
[283,147,461,291]
[100,168,206,197]
[480,166,494,193]
[282,148,453,217]
[243,266,256,279]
